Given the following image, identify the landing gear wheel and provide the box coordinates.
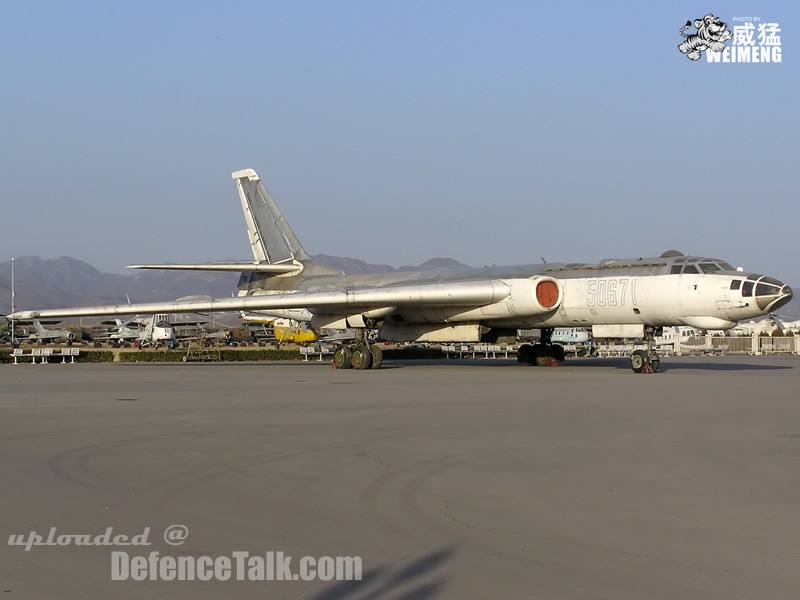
[635,325,662,374]
[552,344,566,366]
[517,343,535,365]
[534,344,557,367]
[369,345,384,370]
[630,349,651,373]
[333,345,353,369]
[351,344,372,370]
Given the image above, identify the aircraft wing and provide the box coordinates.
[8,280,510,320]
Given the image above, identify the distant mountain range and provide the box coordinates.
[0,255,469,315]
[312,255,469,275]
[1,256,797,320]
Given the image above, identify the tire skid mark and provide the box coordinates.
[359,440,541,539]
[151,439,362,502]
[47,433,179,491]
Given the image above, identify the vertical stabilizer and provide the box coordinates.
[232,169,309,264]
[231,169,342,287]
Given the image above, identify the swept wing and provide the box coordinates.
[11,280,512,320]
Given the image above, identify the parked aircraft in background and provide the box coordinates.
[551,327,591,344]
[144,314,177,348]
[9,168,793,373]
[654,326,702,352]
[730,316,800,336]
[520,327,591,344]
[100,314,176,347]
[239,312,319,344]
[22,320,75,344]
[781,319,800,333]
[101,319,147,343]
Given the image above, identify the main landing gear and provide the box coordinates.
[630,326,661,374]
[332,329,383,370]
[517,328,566,367]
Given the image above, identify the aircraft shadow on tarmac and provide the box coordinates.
[309,546,455,600]
[376,358,795,373]
[113,358,794,373]
[608,359,794,372]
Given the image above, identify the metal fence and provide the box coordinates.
[672,335,797,356]
[598,335,799,356]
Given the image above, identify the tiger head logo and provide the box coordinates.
[678,14,733,60]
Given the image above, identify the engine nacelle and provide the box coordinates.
[504,276,563,317]
[309,278,562,329]
[391,276,563,323]
[447,276,563,321]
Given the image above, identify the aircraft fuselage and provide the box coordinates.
[244,255,790,336]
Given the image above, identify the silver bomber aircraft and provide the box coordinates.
[8,168,793,372]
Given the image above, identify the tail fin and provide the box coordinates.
[231,169,341,276]
[126,169,340,280]
[232,169,310,264]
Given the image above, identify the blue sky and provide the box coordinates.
[2,1,798,284]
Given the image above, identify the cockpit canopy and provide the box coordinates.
[669,257,735,275]
[733,275,785,297]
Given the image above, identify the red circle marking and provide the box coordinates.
[536,280,559,308]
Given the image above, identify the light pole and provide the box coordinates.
[10,256,15,347]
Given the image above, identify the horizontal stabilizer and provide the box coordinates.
[126,262,302,274]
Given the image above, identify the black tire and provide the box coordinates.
[351,344,373,370]
[534,344,554,367]
[369,345,384,370]
[650,357,660,373]
[630,349,651,373]
[552,344,566,366]
[333,345,353,369]
[517,343,534,365]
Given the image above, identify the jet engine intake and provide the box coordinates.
[506,277,563,317]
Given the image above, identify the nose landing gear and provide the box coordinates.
[630,326,661,373]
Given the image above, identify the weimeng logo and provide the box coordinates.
[678,14,782,63]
